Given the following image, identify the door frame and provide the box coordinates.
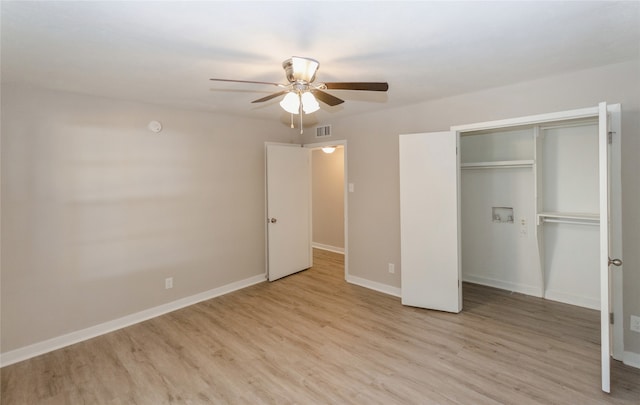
[304,140,348,280]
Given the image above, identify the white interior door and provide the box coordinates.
[598,101,612,393]
[607,104,624,362]
[266,143,312,281]
[399,131,462,313]
[598,102,625,393]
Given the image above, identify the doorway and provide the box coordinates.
[307,141,347,279]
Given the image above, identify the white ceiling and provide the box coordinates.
[2,1,639,128]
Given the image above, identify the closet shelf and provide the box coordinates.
[460,160,534,169]
[537,211,599,226]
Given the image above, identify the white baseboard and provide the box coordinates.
[543,290,600,310]
[0,274,266,368]
[312,242,344,254]
[346,274,401,297]
[623,351,640,369]
[463,274,599,310]
[463,274,542,298]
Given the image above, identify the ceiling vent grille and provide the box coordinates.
[315,125,332,138]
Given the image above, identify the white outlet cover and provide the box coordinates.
[631,315,640,333]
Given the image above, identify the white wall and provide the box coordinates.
[0,85,294,353]
[461,168,542,297]
[300,60,640,359]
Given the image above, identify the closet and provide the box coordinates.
[459,118,602,308]
[399,102,622,393]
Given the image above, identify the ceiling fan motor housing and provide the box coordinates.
[283,57,320,84]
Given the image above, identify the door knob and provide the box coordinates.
[608,257,623,266]
[270,218,277,223]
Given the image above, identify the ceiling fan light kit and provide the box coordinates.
[210,56,389,132]
[301,91,320,114]
[279,92,300,114]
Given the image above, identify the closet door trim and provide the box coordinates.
[451,107,598,133]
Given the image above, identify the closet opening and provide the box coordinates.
[459,118,601,309]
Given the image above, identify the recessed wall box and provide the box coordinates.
[492,207,514,223]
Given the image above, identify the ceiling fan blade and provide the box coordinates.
[210,78,285,87]
[323,82,389,91]
[251,91,288,103]
[311,89,345,106]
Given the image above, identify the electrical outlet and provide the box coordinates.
[631,315,640,333]
[165,277,173,289]
[388,263,395,274]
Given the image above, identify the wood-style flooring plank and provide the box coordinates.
[1,249,639,404]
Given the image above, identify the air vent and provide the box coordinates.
[315,125,332,138]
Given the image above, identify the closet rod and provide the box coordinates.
[541,218,599,226]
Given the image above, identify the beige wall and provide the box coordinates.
[311,148,344,251]
[2,60,639,360]
[301,60,640,358]
[0,85,294,352]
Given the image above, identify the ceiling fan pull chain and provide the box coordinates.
[290,113,294,128]
[299,94,304,134]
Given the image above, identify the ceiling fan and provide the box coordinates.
[210,56,388,132]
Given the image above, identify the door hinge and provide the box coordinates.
[609,312,614,324]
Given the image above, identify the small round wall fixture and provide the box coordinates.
[148,120,162,133]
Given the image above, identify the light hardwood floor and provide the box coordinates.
[1,249,639,404]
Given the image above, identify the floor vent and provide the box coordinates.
[315,125,332,138]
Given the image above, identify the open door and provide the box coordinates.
[599,102,625,393]
[266,143,312,281]
[607,104,624,363]
[598,102,611,393]
[399,131,462,313]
